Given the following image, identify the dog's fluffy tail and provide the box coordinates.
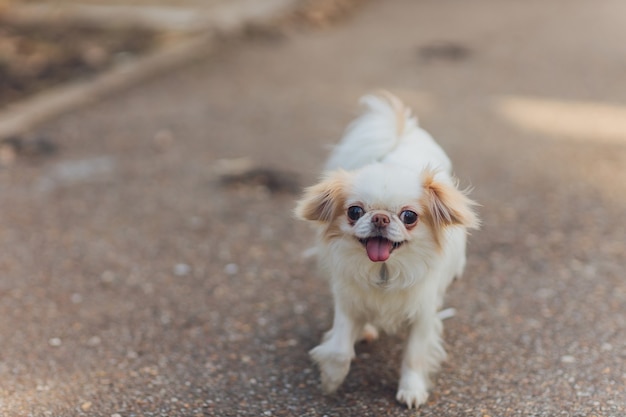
[325,92,418,171]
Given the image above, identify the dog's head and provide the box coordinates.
[295,163,479,262]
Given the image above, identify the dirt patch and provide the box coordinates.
[0,17,158,109]
[418,41,472,63]
[213,158,301,194]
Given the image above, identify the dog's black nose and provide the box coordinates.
[372,213,390,228]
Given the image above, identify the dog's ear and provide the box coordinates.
[421,170,480,230]
[295,170,350,223]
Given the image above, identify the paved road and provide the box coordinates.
[1,0,625,416]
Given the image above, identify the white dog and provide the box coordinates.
[295,92,479,408]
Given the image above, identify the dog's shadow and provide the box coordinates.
[290,320,407,405]
[345,334,405,394]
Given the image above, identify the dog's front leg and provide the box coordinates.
[309,300,361,394]
[396,312,446,409]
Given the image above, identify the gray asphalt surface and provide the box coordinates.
[1,0,626,416]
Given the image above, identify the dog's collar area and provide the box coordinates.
[379,263,389,285]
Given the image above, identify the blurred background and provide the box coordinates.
[0,0,625,416]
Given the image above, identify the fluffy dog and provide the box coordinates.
[295,92,479,408]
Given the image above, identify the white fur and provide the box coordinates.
[297,93,478,409]
[325,94,452,175]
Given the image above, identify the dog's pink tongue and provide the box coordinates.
[366,237,393,262]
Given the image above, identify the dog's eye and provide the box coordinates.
[400,210,418,226]
[347,206,365,221]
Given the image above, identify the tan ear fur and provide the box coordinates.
[294,171,350,223]
[421,170,480,231]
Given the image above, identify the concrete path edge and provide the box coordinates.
[0,0,298,140]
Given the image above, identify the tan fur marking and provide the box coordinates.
[294,170,351,224]
[420,170,479,249]
[323,221,344,242]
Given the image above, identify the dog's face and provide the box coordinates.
[295,163,478,262]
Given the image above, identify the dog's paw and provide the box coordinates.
[396,387,429,409]
[359,323,379,343]
[396,369,429,409]
[309,345,351,393]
